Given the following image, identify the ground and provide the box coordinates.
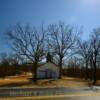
[0,74,100,99]
[0,74,100,88]
[0,74,88,88]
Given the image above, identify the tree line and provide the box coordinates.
[0,22,100,84]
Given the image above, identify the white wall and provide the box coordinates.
[37,62,59,79]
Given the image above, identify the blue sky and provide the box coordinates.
[0,0,100,53]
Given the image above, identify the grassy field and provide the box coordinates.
[0,74,90,88]
[0,75,30,87]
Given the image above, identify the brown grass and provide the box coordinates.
[34,77,88,88]
[0,75,30,87]
[0,75,98,88]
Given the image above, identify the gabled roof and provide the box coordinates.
[38,61,59,68]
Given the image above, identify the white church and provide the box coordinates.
[36,53,59,79]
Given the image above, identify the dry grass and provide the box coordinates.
[0,75,31,87]
[0,74,89,88]
[95,80,100,86]
[33,77,88,88]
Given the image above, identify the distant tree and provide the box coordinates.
[77,39,91,79]
[48,22,80,78]
[0,53,9,67]
[89,28,100,84]
[5,24,46,82]
[0,53,20,77]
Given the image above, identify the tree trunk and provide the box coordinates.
[92,60,97,85]
[33,62,38,82]
[59,57,62,79]
[92,50,98,85]
[90,58,93,81]
[85,60,88,80]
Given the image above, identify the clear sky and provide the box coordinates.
[0,0,100,53]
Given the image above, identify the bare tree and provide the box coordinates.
[0,53,9,66]
[89,28,100,84]
[5,24,46,82]
[77,39,91,79]
[48,22,80,78]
